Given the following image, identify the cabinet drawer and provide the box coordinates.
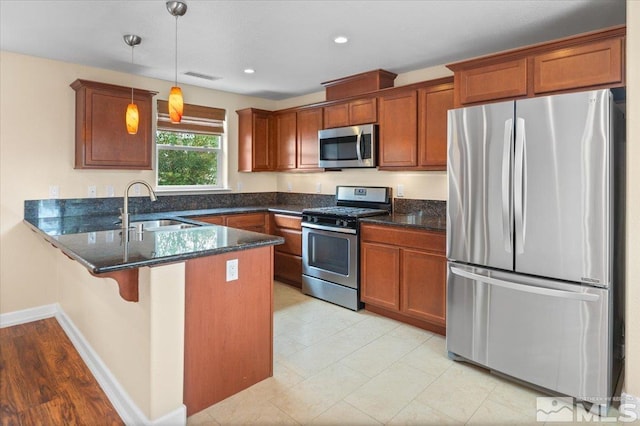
[274,252,302,286]
[225,213,267,230]
[272,214,302,230]
[191,215,224,225]
[361,224,445,253]
[457,58,528,105]
[274,228,302,256]
[533,37,623,94]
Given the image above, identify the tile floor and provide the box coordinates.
[187,282,625,425]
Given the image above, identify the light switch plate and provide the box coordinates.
[316,183,322,193]
[397,184,405,198]
[49,185,59,199]
[105,185,115,197]
[226,259,238,282]
[287,182,293,192]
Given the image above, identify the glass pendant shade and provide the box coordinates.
[169,86,184,123]
[126,103,139,134]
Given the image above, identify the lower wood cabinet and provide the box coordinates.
[191,212,268,234]
[360,223,446,334]
[270,213,302,287]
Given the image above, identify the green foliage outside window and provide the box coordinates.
[157,131,221,186]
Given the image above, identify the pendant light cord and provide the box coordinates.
[174,16,178,86]
[130,45,135,103]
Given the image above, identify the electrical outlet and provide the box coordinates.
[226,259,239,282]
[49,185,59,199]
[287,182,293,192]
[106,185,115,197]
[237,181,243,192]
[397,184,405,198]
[133,184,141,196]
[87,232,96,244]
[316,182,322,194]
[88,185,97,198]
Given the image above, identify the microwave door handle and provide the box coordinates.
[356,129,363,162]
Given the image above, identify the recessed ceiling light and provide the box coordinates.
[244,68,255,74]
[333,36,348,44]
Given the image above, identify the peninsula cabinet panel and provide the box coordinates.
[296,108,324,170]
[533,38,624,94]
[378,91,418,168]
[401,249,446,326]
[184,246,273,415]
[275,112,297,171]
[456,59,528,105]
[237,108,273,172]
[71,79,156,169]
[418,86,454,169]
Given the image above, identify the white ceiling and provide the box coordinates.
[0,0,626,100]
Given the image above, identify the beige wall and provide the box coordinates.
[624,0,638,399]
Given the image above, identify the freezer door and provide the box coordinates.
[446,262,612,402]
[447,101,515,270]
[514,90,611,286]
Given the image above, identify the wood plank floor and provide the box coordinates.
[0,318,123,425]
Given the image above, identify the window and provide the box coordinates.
[156,100,227,190]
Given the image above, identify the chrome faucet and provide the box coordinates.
[120,180,157,230]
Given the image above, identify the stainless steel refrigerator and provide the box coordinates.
[446,89,625,414]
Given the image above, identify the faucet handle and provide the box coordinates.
[118,208,123,219]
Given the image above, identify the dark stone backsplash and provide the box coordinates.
[25,192,445,220]
[393,198,446,217]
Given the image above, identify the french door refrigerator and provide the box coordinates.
[446,89,625,414]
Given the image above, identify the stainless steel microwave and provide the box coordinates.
[317,124,377,168]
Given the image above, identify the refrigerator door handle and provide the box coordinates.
[450,266,600,302]
[514,118,526,254]
[502,119,513,252]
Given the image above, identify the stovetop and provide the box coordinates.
[302,206,390,219]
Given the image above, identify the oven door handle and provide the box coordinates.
[302,222,357,235]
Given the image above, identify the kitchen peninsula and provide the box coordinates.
[23,203,285,420]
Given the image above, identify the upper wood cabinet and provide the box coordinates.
[418,84,454,169]
[275,112,297,171]
[237,108,273,172]
[296,108,324,170]
[448,25,625,106]
[378,79,453,171]
[378,90,418,168]
[323,98,377,129]
[70,79,156,170]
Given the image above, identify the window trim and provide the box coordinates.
[155,100,228,192]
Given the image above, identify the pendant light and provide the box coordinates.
[123,34,141,135]
[166,1,187,123]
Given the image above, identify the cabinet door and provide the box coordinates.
[274,251,302,287]
[457,58,528,105]
[191,215,224,225]
[533,37,624,94]
[297,108,323,170]
[349,98,377,125]
[361,242,400,310]
[275,112,297,170]
[237,108,273,172]
[323,103,350,128]
[71,80,155,170]
[401,249,446,325]
[225,213,267,233]
[378,91,418,168]
[418,87,453,169]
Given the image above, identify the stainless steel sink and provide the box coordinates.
[130,219,199,231]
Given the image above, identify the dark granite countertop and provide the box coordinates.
[360,213,446,232]
[22,205,307,274]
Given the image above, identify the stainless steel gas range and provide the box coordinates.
[301,186,392,310]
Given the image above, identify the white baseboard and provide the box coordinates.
[620,392,640,423]
[1,304,186,426]
[0,303,58,327]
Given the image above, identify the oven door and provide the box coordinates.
[302,223,358,288]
